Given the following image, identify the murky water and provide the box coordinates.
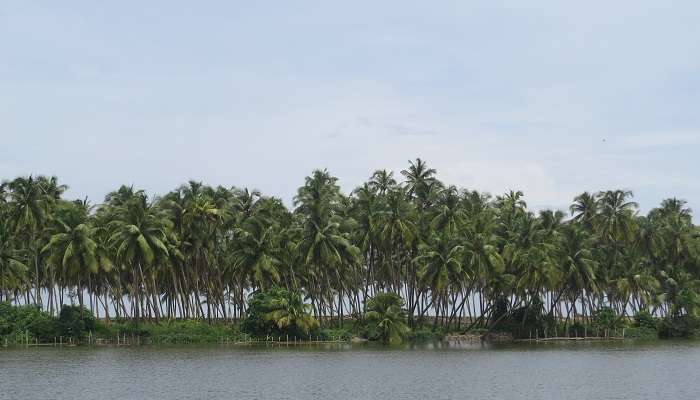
[1,341,698,399]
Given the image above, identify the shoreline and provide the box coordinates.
[2,334,661,349]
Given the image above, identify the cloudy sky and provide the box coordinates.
[2,1,699,214]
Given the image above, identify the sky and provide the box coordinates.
[2,1,699,215]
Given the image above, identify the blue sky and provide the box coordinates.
[2,1,699,215]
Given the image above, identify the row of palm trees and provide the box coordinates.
[1,159,699,328]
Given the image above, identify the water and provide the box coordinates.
[2,341,699,400]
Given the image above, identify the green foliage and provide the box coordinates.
[3,162,700,345]
[0,302,59,341]
[25,312,59,342]
[592,307,623,332]
[567,321,586,338]
[633,310,658,330]
[0,302,100,342]
[58,305,95,338]
[364,292,410,343]
[490,297,552,339]
[658,316,700,339]
[409,326,443,342]
[317,327,353,341]
[96,319,240,344]
[241,287,318,338]
[623,327,658,339]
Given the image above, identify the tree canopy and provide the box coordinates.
[1,159,699,333]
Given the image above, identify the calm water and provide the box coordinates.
[2,341,699,400]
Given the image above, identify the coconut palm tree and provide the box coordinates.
[415,233,463,326]
[232,217,282,291]
[0,212,26,302]
[263,288,319,334]
[42,200,99,315]
[365,292,410,343]
[107,192,171,322]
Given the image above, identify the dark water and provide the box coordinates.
[2,341,699,400]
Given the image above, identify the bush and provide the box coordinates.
[363,292,410,343]
[658,315,700,339]
[623,326,658,339]
[0,302,65,342]
[567,321,586,338]
[490,297,551,339]
[633,310,658,330]
[241,287,318,339]
[318,327,352,341]
[409,327,443,342]
[26,312,59,342]
[592,307,623,333]
[58,305,95,338]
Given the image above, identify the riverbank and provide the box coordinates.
[2,302,697,348]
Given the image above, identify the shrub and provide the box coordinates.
[0,302,62,342]
[241,287,318,338]
[363,292,410,343]
[409,327,443,342]
[633,310,658,330]
[490,297,550,339]
[658,315,700,339]
[592,307,623,333]
[318,328,352,341]
[623,327,658,339]
[26,312,59,342]
[58,305,95,338]
[567,321,586,338]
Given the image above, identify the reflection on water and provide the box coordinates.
[2,340,699,400]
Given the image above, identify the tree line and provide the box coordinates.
[1,159,699,330]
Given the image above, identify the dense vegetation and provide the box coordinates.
[2,159,700,341]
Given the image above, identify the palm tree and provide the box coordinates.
[369,169,397,195]
[365,292,410,343]
[597,190,638,243]
[400,158,436,199]
[42,200,99,316]
[431,186,465,235]
[232,217,282,291]
[107,192,171,322]
[570,192,599,230]
[2,158,700,335]
[294,170,360,317]
[264,289,319,334]
[0,212,26,302]
[554,224,598,321]
[415,234,463,326]
[5,175,65,306]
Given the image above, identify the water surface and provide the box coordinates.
[2,341,698,400]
